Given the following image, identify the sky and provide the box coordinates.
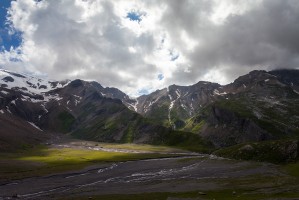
[0,0,299,97]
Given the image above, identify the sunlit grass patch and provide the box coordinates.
[283,162,299,178]
[17,147,130,163]
[99,143,186,153]
[0,146,178,181]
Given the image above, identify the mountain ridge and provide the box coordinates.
[1,68,299,161]
[0,69,208,152]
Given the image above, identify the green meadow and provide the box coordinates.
[0,144,180,181]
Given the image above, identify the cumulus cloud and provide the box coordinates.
[1,0,299,96]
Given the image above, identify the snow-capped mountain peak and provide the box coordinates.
[0,69,70,95]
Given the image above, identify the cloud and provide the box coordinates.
[160,0,299,85]
[1,0,164,96]
[1,0,299,96]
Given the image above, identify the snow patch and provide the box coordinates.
[74,99,80,106]
[0,69,69,95]
[100,92,106,97]
[53,94,63,101]
[73,95,82,99]
[28,122,43,131]
[175,89,181,98]
[293,90,299,94]
[30,98,45,103]
[73,95,82,106]
[41,104,48,113]
[213,89,227,96]
[183,92,189,97]
[21,95,30,102]
[168,90,182,129]
[127,99,138,112]
[181,103,187,110]
[132,99,138,112]
[1,90,8,95]
[253,110,262,119]
[147,96,162,109]
[0,109,4,114]
[67,107,72,112]
[168,99,175,126]
[213,89,219,95]
[6,106,12,114]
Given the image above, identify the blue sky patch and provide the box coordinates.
[169,50,179,61]
[0,0,22,52]
[9,57,22,62]
[138,88,149,95]
[126,11,145,23]
[158,73,164,81]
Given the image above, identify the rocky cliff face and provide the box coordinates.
[196,106,272,147]
[125,82,221,128]
[123,69,299,147]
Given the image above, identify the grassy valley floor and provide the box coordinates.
[0,140,187,182]
[0,139,298,200]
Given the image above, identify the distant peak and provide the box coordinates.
[69,79,84,88]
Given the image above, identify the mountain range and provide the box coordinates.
[1,68,299,162]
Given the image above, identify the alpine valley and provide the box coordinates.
[1,68,299,199]
[1,68,299,161]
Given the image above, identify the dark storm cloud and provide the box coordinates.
[162,0,299,84]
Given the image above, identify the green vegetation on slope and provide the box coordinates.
[121,123,134,143]
[145,102,170,127]
[213,92,299,138]
[183,116,206,133]
[214,139,299,164]
[214,97,254,118]
[153,130,213,153]
[58,111,75,133]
